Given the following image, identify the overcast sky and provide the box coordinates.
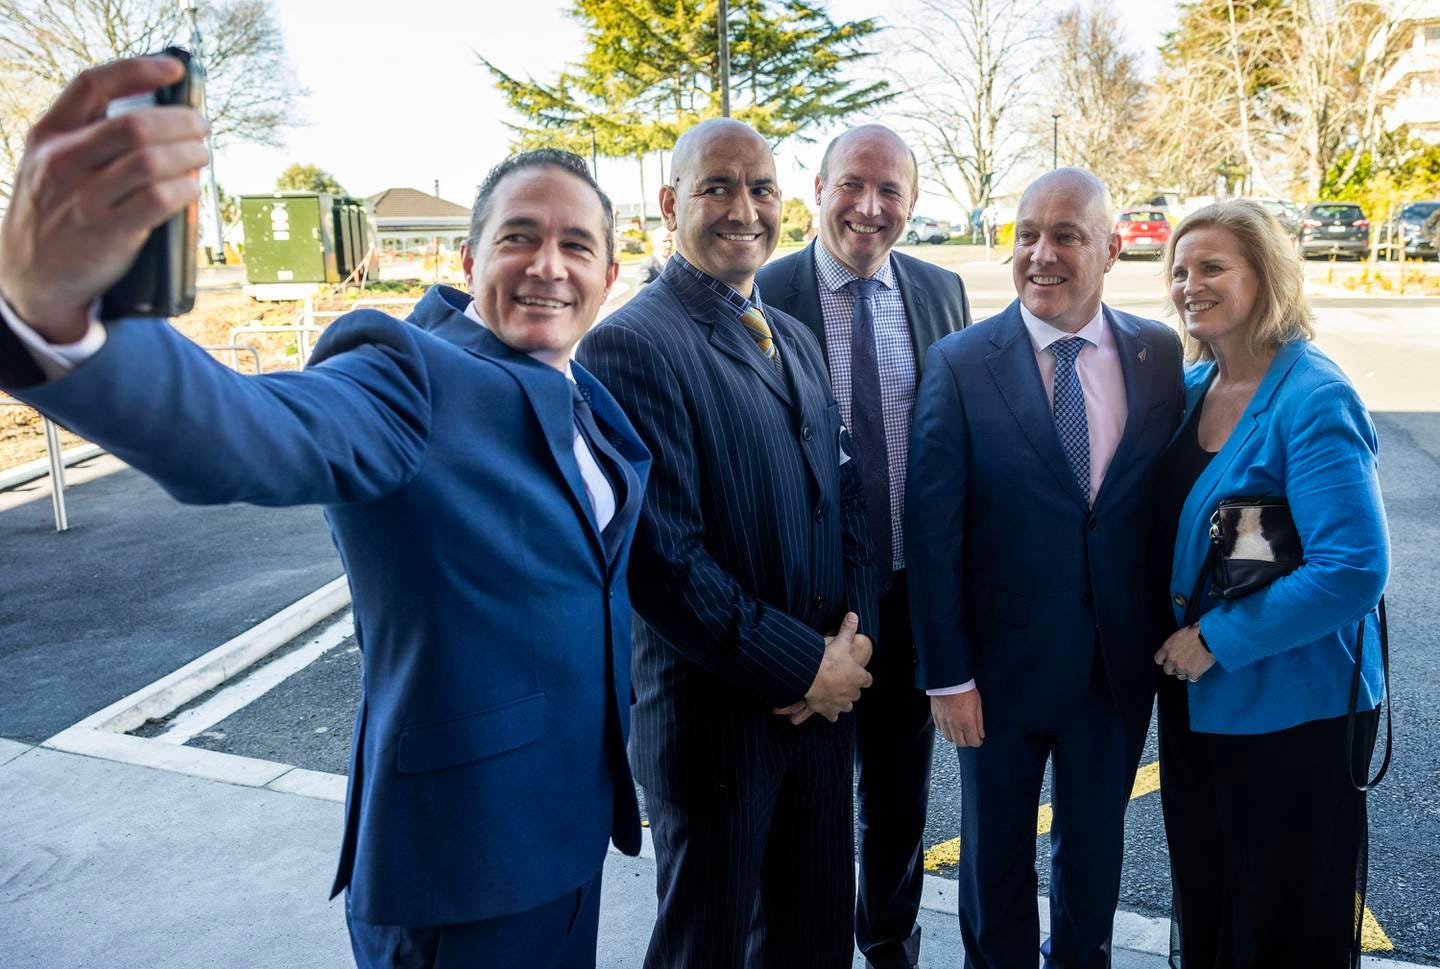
[212,0,1180,221]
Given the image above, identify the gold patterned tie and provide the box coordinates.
[740,304,779,363]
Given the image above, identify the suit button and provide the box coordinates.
[801,424,812,441]
[1082,592,1093,606]
[1087,516,1098,530]
[1173,593,1186,608]
[814,506,825,522]
[814,594,826,609]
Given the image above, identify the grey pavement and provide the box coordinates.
[0,737,1171,968]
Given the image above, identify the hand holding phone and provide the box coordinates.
[0,54,208,341]
[102,47,205,319]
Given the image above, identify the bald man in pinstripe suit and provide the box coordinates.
[577,119,879,968]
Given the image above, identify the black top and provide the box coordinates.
[1155,399,1217,632]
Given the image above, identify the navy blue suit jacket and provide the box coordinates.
[1,286,651,926]
[754,241,972,374]
[906,300,1184,726]
[576,258,878,807]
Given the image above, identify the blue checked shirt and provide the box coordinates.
[814,242,916,571]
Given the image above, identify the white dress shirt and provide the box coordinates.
[928,302,1129,698]
[0,291,616,531]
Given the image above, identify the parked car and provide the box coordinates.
[1246,197,1302,237]
[1297,202,1370,259]
[1380,201,1440,260]
[905,215,951,244]
[1114,209,1172,258]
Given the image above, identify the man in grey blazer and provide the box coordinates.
[577,118,878,968]
[756,124,970,969]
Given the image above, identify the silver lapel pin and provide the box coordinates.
[1138,346,1148,363]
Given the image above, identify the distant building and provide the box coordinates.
[366,187,471,256]
[1379,2,1440,144]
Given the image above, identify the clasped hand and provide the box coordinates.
[773,611,873,726]
[1154,624,1216,683]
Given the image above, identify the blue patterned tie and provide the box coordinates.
[847,277,892,587]
[1047,336,1091,503]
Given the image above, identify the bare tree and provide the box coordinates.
[898,0,1044,213]
[1264,0,1417,194]
[0,0,304,158]
[1046,3,1148,202]
[1143,0,1286,196]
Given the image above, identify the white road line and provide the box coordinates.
[155,612,355,745]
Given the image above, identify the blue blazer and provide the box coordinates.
[1169,340,1388,734]
[577,257,878,807]
[2,286,651,926]
[907,300,1185,726]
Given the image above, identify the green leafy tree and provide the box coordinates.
[780,197,812,242]
[481,0,892,156]
[276,163,347,195]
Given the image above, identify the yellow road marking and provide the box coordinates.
[1362,901,1393,951]
[917,758,1393,953]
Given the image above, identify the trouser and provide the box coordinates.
[954,671,1147,969]
[345,873,602,969]
[1158,676,1377,969]
[855,570,935,969]
[643,733,856,968]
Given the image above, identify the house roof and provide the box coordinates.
[366,187,470,219]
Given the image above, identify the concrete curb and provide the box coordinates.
[40,576,352,801]
[0,442,104,491]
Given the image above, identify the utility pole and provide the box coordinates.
[1051,113,1059,170]
[718,0,731,117]
[590,127,599,178]
[180,0,226,265]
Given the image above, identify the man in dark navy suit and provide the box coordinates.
[907,169,1184,968]
[0,56,649,969]
[577,119,878,968]
[756,124,970,969]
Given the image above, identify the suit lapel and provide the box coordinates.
[892,254,929,371]
[417,290,608,562]
[984,301,1090,510]
[573,364,649,566]
[1171,342,1308,578]
[785,243,827,366]
[1090,308,1149,514]
[663,260,795,407]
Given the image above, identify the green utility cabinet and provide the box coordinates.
[240,193,369,288]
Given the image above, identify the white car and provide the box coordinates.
[905,216,951,244]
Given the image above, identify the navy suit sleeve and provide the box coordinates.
[906,342,974,689]
[10,312,431,507]
[579,320,828,707]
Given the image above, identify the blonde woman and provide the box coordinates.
[1152,200,1389,966]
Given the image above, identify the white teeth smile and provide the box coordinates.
[1187,301,1217,312]
[847,222,882,234]
[516,296,567,309]
[1030,275,1065,285]
[718,232,759,242]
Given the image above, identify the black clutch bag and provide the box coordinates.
[1185,495,1390,793]
[1207,496,1305,599]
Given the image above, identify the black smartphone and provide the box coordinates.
[101,46,204,319]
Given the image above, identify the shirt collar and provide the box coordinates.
[1019,302,1107,354]
[814,239,897,294]
[464,298,575,380]
[671,251,765,319]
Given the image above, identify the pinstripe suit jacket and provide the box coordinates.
[577,257,879,807]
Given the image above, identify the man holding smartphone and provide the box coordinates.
[0,55,650,969]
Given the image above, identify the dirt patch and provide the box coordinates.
[1,282,431,474]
